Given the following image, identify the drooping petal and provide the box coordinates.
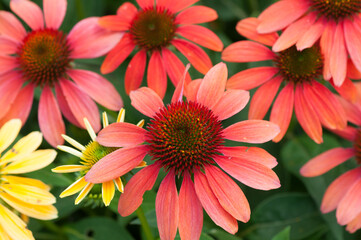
[333,78,359,103]
[0,11,26,42]
[336,95,361,126]
[179,172,203,240]
[75,183,94,204]
[330,23,347,86]
[55,84,81,128]
[177,25,223,51]
[162,48,191,86]
[194,170,238,234]
[320,21,335,80]
[38,86,65,147]
[185,79,202,102]
[0,184,55,205]
[171,64,190,103]
[165,0,198,13]
[136,0,153,9]
[125,50,146,95]
[347,59,361,79]
[10,0,44,30]
[130,87,164,118]
[0,37,18,54]
[0,71,24,120]
[0,56,18,75]
[344,18,361,74]
[0,204,33,240]
[116,2,138,20]
[175,6,217,25]
[0,119,21,155]
[331,126,358,142]
[222,41,276,62]
[147,51,167,99]
[67,69,123,110]
[337,179,361,225]
[156,171,179,240]
[346,212,361,233]
[102,181,115,206]
[300,147,355,177]
[59,177,87,198]
[226,67,278,90]
[96,122,147,147]
[98,15,130,31]
[118,164,160,216]
[296,17,326,51]
[205,165,250,222]
[43,0,66,29]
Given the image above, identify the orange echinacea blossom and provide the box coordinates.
[222,17,351,144]
[98,0,223,98]
[0,0,123,147]
[256,0,361,86]
[84,63,281,240]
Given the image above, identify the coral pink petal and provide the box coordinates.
[270,82,294,142]
[0,56,18,75]
[0,37,18,54]
[136,0,153,9]
[172,39,212,74]
[219,146,277,169]
[172,64,190,103]
[117,2,138,19]
[85,145,149,183]
[38,86,65,147]
[130,87,164,118]
[55,84,81,128]
[67,69,123,110]
[294,84,323,143]
[177,25,223,51]
[227,67,278,90]
[197,62,227,109]
[10,0,44,30]
[156,171,179,240]
[332,127,358,142]
[222,41,276,62]
[347,58,361,79]
[162,48,191,86]
[304,81,347,130]
[205,165,250,222]
[336,95,361,126]
[0,11,26,42]
[185,79,202,102]
[96,122,147,147]
[59,79,100,132]
[167,0,199,13]
[212,89,250,120]
[0,71,24,119]
[320,21,335,80]
[179,172,203,240]
[321,167,361,213]
[346,212,361,233]
[300,147,355,177]
[257,0,310,33]
[273,13,317,52]
[118,164,160,216]
[330,23,347,86]
[248,76,282,119]
[214,155,281,190]
[236,17,278,46]
[68,17,123,59]
[333,78,359,103]
[223,120,280,144]
[125,50,146,95]
[296,17,326,51]
[344,19,361,75]
[44,0,66,29]
[98,15,130,31]
[175,6,217,25]
[147,51,167,99]
[194,170,238,234]
[337,179,361,225]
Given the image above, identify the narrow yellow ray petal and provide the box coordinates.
[60,177,87,198]
[114,178,124,192]
[0,184,56,205]
[102,181,115,206]
[117,108,125,122]
[52,165,88,173]
[0,119,21,154]
[57,145,82,158]
[0,224,12,240]
[136,161,147,168]
[2,150,57,174]
[102,112,109,128]
[75,183,94,205]
[1,131,42,161]
[136,119,145,128]
[62,134,85,151]
[0,204,34,240]
[2,176,50,191]
[84,118,96,141]
[0,192,58,220]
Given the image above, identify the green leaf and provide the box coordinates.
[271,226,291,240]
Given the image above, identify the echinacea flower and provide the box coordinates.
[222,17,350,144]
[0,119,58,240]
[300,100,361,233]
[256,0,361,86]
[85,63,281,239]
[0,0,123,147]
[52,109,146,206]
[98,0,223,98]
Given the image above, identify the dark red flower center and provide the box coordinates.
[17,29,71,87]
[274,46,323,83]
[129,7,177,51]
[146,101,224,175]
[353,129,361,163]
[311,0,361,20]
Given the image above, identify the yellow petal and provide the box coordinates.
[0,224,12,240]
[136,161,147,168]
[52,165,88,173]
[60,177,87,198]
[0,119,21,155]
[102,181,115,206]
[117,108,125,123]
[1,131,42,161]
[102,112,109,128]
[0,192,58,220]
[0,184,56,205]
[2,150,57,174]
[0,204,34,240]
[57,145,82,158]
[2,176,50,191]
[61,134,86,151]
[75,183,94,205]
[136,119,145,128]
[114,178,124,192]
[84,118,96,141]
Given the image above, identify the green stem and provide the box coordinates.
[136,206,155,240]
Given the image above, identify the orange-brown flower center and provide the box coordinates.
[146,101,223,175]
[274,46,323,83]
[311,0,361,20]
[17,29,71,87]
[129,7,177,51]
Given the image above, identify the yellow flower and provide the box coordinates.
[0,119,58,240]
[53,109,146,206]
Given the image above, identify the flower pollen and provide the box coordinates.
[146,101,224,175]
[81,141,118,172]
[311,0,361,20]
[17,29,71,87]
[130,7,177,51]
